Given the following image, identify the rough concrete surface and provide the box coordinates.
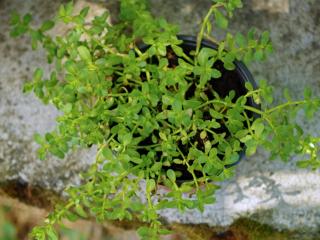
[0,0,320,237]
[0,0,98,194]
[252,0,290,13]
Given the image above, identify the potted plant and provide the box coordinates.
[10,0,320,239]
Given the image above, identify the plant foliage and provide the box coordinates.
[10,0,320,239]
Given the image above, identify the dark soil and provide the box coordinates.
[0,178,61,210]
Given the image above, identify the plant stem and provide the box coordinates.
[243,111,253,135]
[204,33,220,45]
[134,144,161,149]
[106,133,117,146]
[196,99,228,110]
[55,201,75,221]
[146,70,151,82]
[243,105,264,115]
[108,93,129,97]
[128,78,143,85]
[244,89,262,98]
[204,128,228,145]
[196,3,224,57]
[134,47,143,56]
[181,52,195,65]
[266,100,306,114]
[177,146,199,190]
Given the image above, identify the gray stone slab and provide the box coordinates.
[0,0,98,193]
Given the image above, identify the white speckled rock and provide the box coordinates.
[0,0,103,193]
[1,0,320,237]
[252,0,290,13]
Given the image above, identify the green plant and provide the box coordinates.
[0,206,17,240]
[10,0,320,239]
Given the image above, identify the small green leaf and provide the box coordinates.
[80,6,90,18]
[58,4,66,17]
[159,132,167,141]
[151,162,162,172]
[167,169,176,182]
[197,48,215,66]
[75,205,88,218]
[40,20,55,32]
[205,141,212,153]
[200,131,207,139]
[157,45,167,56]
[254,49,264,61]
[235,32,246,47]
[251,120,264,138]
[45,133,54,143]
[243,50,253,64]
[297,160,311,169]
[261,31,270,45]
[230,0,243,8]
[209,109,224,119]
[171,45,184,57]
[49,146,65,158]
[146,179,156,192]
[34,133,44,144]
[77,86,87,94]
[63,103,72,113]
[77,46,91,62]
[183,99,202,109]
[304,88,312,100]
[120,132,132,146]
[218,42,225,57]
[240,135,252,143]
[245,139,257,156]
[10,12,20,25]
[158,228,173,235]
[66,211,79,222]
[304,102,316,119]
[225,153,239,165]
[214,10,228,29]
[131,157,142,164]
[65,1,74,16]
[245,82,253,91]
[265,43,274,54]
[10,25,28,37]
[23,82,34,93]
[33,68,43,82]
[47,227,58,240]
[283,88,291,101]
[23,13,32,25]
[223,52,236,70]
[211,69,221,78]
[102,148,114,160]
[137,226,153,238]
[235,129,249,139]
[208,120,221,129]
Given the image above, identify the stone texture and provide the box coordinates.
[0,0,99,194]
[251,0,290,13]
[0,0,320,238]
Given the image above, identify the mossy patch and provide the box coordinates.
[168,218,318,240]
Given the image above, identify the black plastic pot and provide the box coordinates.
[138,35,259,181]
